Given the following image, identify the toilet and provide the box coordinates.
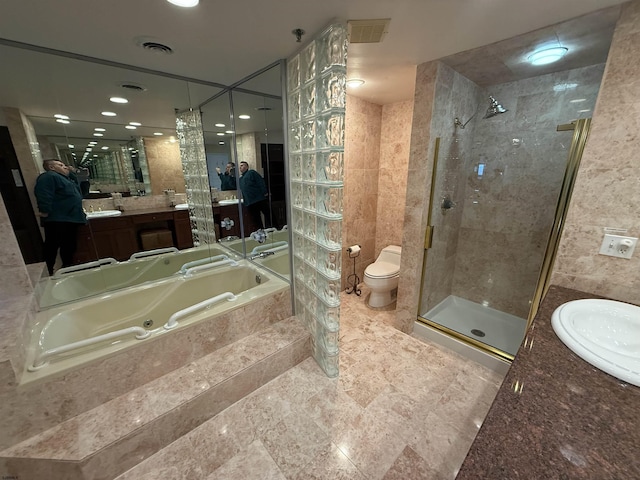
[364,245,402,308]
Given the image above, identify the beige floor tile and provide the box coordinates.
[206,440,286,480]
[292,442,367,480]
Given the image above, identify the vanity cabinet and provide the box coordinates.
[74,209,193,263]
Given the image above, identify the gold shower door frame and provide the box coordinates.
[417,118,592,362]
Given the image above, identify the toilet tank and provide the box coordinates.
[377,245,402,265]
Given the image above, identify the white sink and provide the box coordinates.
[174,203,189,210]
[86,209,122,219]
[552,299,640,386]
[218,198,240,205]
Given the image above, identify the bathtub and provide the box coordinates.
[254,249,291,280]
[37,245,236,309]
[23,259,289,385]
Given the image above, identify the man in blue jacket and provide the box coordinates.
[34,159,87,275]
[238,161,276,230]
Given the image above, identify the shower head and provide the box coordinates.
[483,96,508,119]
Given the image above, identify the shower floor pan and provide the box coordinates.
[423,295,527,356]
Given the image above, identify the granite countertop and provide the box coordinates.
[456,285,640,479]
[88,206,186,219]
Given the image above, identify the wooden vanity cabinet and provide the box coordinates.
[75,209,193,263]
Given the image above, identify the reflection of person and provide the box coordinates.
[215,162,237,191]
[34,159,87,275]
[69,166,91,197]
[238,161,276,229]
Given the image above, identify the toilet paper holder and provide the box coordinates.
[346,245,362,296]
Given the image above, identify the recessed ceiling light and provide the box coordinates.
[93,133,104,137]
[577,109,591,113]
[101,111,117,117]
[218,141,225,145]
[89,142,97,145]
[570,98,587,103]
[238,114,251,120]
[125,125,137,130]
[93,154,98,157]
[94,128,106,132]
[215,123,225,128]
[216,133,225,136]
[110,97,128,104]
[167,0,199,6]
[129,122,142,126]
[54,114,69,120]
[56,119,70,124]
[68,144,74,148]
[225,130,234,134]
[153,132,163,136]
[528,47,568,66]
[101,146,109,150]
[346,79,365,88]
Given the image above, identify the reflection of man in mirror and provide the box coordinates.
[34,159,87,275]
[215,162,237,191]
[238,161,277,230]
[69,165,91,197]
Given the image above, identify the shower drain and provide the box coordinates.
[470,329,486,337]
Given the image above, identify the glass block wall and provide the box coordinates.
[176,110,216,246]
[287,24,347,377]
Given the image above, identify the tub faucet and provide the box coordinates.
[250,251,275,260]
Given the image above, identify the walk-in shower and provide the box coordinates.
[417,65,603,360]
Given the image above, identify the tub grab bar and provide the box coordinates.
[183,258,238,277]
[54,258,118,278]
[179,255,228,274]
[129,247,179,261]
[164,292,237,330]
[250,241,288,255]
[28,326,151,371]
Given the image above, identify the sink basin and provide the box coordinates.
[218,198,240,205]
[86,209,122,219]
[552,299,640,386]
[174,203,189,210]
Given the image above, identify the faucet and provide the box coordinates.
[250,251,275,260]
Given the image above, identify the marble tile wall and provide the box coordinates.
[143,137,186,194]
[453,64,605,318]
[551,0,640,305]
[395,61,439,333]
[375,101,414,255]
[342,95,382,289]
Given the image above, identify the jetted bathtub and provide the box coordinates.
[23,259,289,385]
[37,245,236,309]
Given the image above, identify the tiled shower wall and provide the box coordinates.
[452,64,605,318]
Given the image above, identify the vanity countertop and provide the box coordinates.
[456,285,640,479]
[87,206,187,219]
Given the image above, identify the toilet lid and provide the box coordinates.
[365,261,400,278]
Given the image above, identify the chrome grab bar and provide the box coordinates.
[250,241,288,255]
[129,247,179,261]
[179,255,228,274]
[183,258,238,277]
[28,326,151,371]
[54,258,118,277]
[164,291,237,330]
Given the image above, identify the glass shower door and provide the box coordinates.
[418,121,586,359]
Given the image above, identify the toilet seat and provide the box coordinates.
[365,261,399,279]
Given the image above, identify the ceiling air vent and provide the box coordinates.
[134,36,174,55]
[120,82,147,92]
[347,19,390,43]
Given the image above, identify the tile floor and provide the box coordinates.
[116,288,505,480]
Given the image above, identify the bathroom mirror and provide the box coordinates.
[0,42,232,307]
[201,62,290,280]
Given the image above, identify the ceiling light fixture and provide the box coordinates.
[54,114,69,119]
[94,128,106,132]
[216,133,225,136]
[528,47,568,66]
[218,141,225,145]
[238,114,251,120]
[93,133,103,137]
[153,132,163,136]
[125,125,137,130]
[101,146,109,150]
[129,122,142,126]
[110,97,128,104]
[215,123,226,127]
[101,111,117,117]
[167,0,199,6]
[56,119,70,124]
[346,79,365,88]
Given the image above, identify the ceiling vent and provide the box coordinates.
[134,36,174,55]
[120,82,147,92]
[347,19,390,43]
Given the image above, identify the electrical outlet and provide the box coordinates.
[598,234,638,259]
